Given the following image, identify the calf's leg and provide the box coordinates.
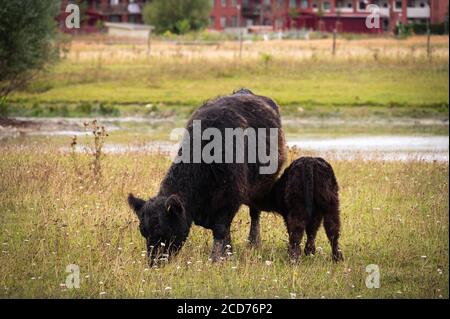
[304,215,323,256]
[286,209,307,262]
[323,206,343,262]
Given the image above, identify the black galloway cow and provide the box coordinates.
[128,89,287,264]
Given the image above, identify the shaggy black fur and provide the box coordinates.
[128,89,286,264]
[256,157,343,262]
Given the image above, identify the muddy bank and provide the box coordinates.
[1,116,448,139]
[0,117,83,138]
[0,116,174,139]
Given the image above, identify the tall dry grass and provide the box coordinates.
[66,35,449,64]
[0,140,448,298]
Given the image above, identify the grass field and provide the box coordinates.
[1,35,448,299]
[5,36,449,118]
[0,142,448,299]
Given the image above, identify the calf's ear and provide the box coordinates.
[165,194,185,219]
[128,194,145,213]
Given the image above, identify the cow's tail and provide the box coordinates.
[302,162,314,219]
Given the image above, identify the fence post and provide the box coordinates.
[237,4,243,59]
[332,28,337,56]
[147,28,152,57]
[426,18,431,61]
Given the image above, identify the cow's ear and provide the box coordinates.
[128,194,145,214]
[165,195,184,219]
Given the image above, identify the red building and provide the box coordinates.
[58,0,448,33]
[209,0,449,33]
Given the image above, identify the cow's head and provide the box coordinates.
[128,193,189,266]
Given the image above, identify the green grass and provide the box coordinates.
[9,57,449,114]
[0,142,448,298]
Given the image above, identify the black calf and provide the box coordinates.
[257,157,343,262]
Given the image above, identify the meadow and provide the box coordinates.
[0,140,448,298]
[5,35,449,118]
[0,35,448,299]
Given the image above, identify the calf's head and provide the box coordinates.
[128,193,189,265]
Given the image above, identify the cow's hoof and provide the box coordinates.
[304,245,316,256]
[332,250,344,262]
[288,249,301,263]
[209,254,227,263]
[247,238,261,248]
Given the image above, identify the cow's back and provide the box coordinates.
[163,94,286,228]
[187,94,286,207]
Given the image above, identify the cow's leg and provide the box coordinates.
[223,228,233,256]
[286,209,307,262]
[323,205,343,262]
[304,214,323,256]
[248,206,261,247]
[210,223,233,262]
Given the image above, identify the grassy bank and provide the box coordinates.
[0,144,448,298]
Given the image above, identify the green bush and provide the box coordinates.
[143,0,212,34]
[430,23,448,34]
[31,103,44,116]
[0,0,59,99]
[76,102,93,115]
[98,103,119,116]
[0,97,8,117]
[411,22,449,35]
[396,23,413,38]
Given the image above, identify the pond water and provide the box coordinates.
[287,136,448,152]
[65,135,449,163]
[287,136,449,162]
[1,117,448,162]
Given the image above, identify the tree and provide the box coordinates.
[0,0,59,100]
[143,0,212,34]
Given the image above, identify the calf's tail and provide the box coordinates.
[302,162,314,219]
